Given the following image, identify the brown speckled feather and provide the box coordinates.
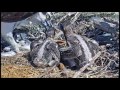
[1,12,37,22]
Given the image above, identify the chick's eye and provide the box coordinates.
[46,48,49,51]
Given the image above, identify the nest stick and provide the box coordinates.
[73,51,101,78]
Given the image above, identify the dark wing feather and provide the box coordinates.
[1,12,37,22]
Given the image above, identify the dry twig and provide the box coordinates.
[73,51,101,78]
[71,12,81,24]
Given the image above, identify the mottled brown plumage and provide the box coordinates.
[1,12,37,22]
[29,39,60,68]
[59,24,100,69]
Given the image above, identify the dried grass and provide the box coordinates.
[1,64,40,78]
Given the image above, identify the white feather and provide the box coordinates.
[74,34,92,61]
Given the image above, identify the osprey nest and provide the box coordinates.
[1,12,119,78]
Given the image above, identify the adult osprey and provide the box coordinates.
[1,12,46,54]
